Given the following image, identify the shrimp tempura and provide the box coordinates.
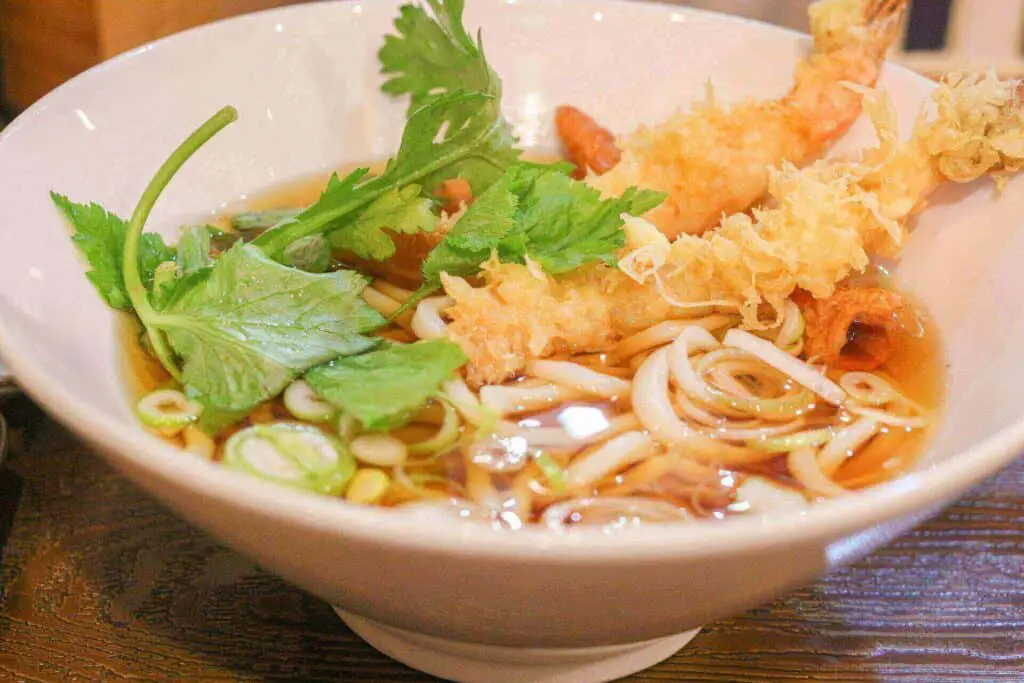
[445,71,1024,386]
[587,0,907,239]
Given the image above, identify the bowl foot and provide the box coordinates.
[334,607,701,683]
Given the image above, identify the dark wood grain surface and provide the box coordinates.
[0,394,1022,682]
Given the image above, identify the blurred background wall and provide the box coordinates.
[0,0,306,113]
[0,0,1021,116]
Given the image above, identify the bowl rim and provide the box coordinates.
[2,0,1022,561]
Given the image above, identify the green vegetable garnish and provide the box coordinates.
[56,107,386,413]
[413,163,666,298]
[52,192,174,311]
[533,452,567,494]
[380,0,498,114]
[175,225,214,276]
[283,234,332,273]
[306,339,468,432]
[254,0,519,259]
[135,388,203,435]
[154,243,383,411]
[328,184,435,261]
[223,423,356,496]
[49,0,664,460]
[253,90,520,258]
[151,261,177,296]
[231,208,301,231]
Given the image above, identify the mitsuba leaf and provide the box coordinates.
[151,243,384,411]
[306,339,468,431]
[283,235,332,273]
[51,192,174,310]
[176,225,214,275]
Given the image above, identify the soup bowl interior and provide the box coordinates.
[1,0,1024,671]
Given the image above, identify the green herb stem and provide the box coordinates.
[123,106,239,379]
[252,191,380,258]
[251,100,508,258]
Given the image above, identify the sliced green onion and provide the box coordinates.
[393,466,463,499]
[846,404,930,429]
[775,300,805,356]
[839,371,896,406]
[723,328,846,406]
[350,433,408,467]
[136,389,202,435]
[817,417,879,476]
[283,380,336,422]
[408,399,461,457]
[223,423,355,495]
[533,452,566,494]
[676,343,816,420]
[747,427,833,453]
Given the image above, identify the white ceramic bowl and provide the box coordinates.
[2,1,1024,681]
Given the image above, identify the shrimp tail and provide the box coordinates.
[808,0,907,56]
[585,0,908,240]
[798,287,909,371]
[786,0,909,147]
[555,105,621,179]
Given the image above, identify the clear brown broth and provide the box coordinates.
[122,166,947,519]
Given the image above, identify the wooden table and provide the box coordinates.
[1,394,1022,682]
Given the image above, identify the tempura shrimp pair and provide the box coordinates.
[446,71,1024,385]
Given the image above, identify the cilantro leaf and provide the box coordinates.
[387,91,518,196]
[253,0,519,260]
[328,184,435,260]
[253,91,519,258]
[51,192,174,310]
[306,340,468,431]
[379,0,494,113]
[152,243,384,411]
[502,175,666,274]
[420,177,519,285]
[417,164,666,292]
